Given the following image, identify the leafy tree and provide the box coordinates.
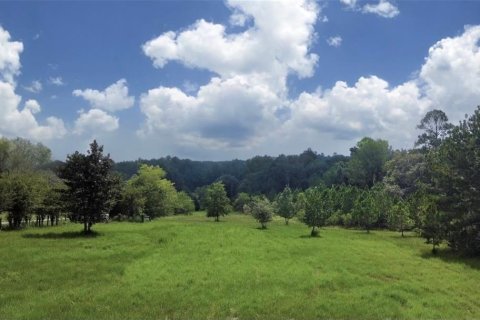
[205,182,231,222]
[215,174,239,199]
[128,164,177,218]
[347,137,390,188]
[303,187,329,236]
[233,192,251,213]
[174,191,195,214]
[388,200,413,237]
[430,106,480,254]
[111,181,146,219]
[59,140,119,233]
[249,197,274,229]
[352,190,379,233]
[419,197,444,254]
[415,109,453,150]
[0,171,43,229]
[6,138,51,171]
[384,150,428,199]
[275,186,296,225]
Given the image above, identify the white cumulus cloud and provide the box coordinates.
[73,79,135,112]
[362,0,400,18]
[74,109,119,135]
[0,26,66,141]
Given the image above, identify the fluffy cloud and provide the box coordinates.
[0,82,66,140]
[49,76,64,86]
[140,75,282,148]
[74,109,119,135]
[140,0,319,148]
[419,25,480,122]
[340,0,399,18]
[23,80,42,93]
[0,26,66,141]
[362,0,400,18]
[0,27,23,84]
[73,79,135,112]
[143,0,319,93]
[327,36,343,47]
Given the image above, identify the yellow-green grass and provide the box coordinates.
[0,213,479,319]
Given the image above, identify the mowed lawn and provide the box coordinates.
[0,213,479,319]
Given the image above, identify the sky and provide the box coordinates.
[0,0,479,161]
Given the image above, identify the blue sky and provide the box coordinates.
[0,0,479,161]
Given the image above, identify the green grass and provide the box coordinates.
[0,213,479,319]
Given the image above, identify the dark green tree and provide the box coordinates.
[59,140,119,233]
[419,197,444,254]
[415,109,453,150]
[347,137,390,188]
[205,182,231,222]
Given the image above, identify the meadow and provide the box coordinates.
[0,213,479,320]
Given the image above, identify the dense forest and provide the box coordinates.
[1,107,480,256]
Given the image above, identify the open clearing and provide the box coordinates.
[0,213,479,319]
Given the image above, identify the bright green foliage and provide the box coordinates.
[0,171,44,229]
[174,192,195,214]
[112,182,146,218]
[419,197,444,254]
[249,197,274,229]
[303,187,330,236]
[128,164,177,218]
[36,172,66,226]
[233,192,252,213]
[347,137,390,188]
[59,140,119,233]
[205,182,231,222]
[352,190,379,233]
[388,200,414,237]
[384,150,428,198]
[275,186,296,224]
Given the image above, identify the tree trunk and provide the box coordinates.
[311,226,317,237]
[401,229,404,237]
[285,218,289,225]
[83,217,88,233]
[215,215,219,222]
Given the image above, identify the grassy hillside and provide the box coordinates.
[0,213,479,319]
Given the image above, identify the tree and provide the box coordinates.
[249,197,274,229]
[205,182,231,222]
[347,137,390,188]
[59,140,119,233]
[128,164,178,218]
[233,192,251,213]
[415,109,453,150]
[388,200,413,237]
[275,186,296,225]
[303,187,329,236]
[429,106,480,254]
[419,197,444,254]
[352,190,379,233]
[174,191,195,214]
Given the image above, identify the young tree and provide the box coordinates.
[388,200,413,237]
[352,190,379,233]
[250,197,274,229]
[174,191,195,214]
[415,109,453,150]
[59,140,119,233]
[275,186,296,225]
[205,182,231,222]
[303,187,329,236]
[233,192,252,213]
[128,164,177,218]
[419,197,444,254]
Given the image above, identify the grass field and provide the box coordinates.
[0,212,479,319]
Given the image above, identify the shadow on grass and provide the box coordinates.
[22,231,102,239]
[299,234,322,239]
[421,248,480,270]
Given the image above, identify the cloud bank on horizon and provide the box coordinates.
[0,0,479,160]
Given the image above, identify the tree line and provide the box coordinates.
[1,106,479,256]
